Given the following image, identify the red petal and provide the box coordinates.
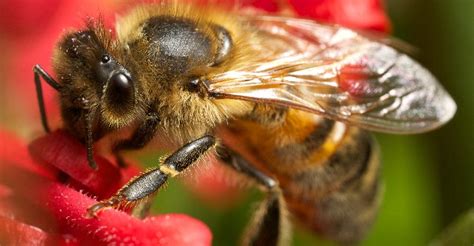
[246,0,280,12]
[45,183,212,245]
[0,215,54,245]
[0,130,54,179]
[28,130,123,198]
[0,158,59,231]
[0,162,212,245]
[288,0,391,32]
[0,127,212,245]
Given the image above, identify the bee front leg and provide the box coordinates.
[33,64,62,133]
[87,135,216,217]
[34,65,99,170]
[216,146,290,246]
[112,111,160,167]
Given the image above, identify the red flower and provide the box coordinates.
[235,0,390,31]
[0,0,390,244]
[0,129,212,245]
[288,0,391,32]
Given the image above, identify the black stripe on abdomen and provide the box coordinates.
[283,129,373,197]
[274,119,335,164]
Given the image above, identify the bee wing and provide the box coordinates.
[206,16,456,134]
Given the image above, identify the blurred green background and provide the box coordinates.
[141,1,474,245]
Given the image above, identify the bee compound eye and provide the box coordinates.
[107,73,134,105]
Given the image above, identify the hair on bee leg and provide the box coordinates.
[87,135,216,218]
[216,145,291,246]
[33,64,62,133]
[243,191,291,246]
[130,196,155,219]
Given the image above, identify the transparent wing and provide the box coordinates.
[206,16,456,133]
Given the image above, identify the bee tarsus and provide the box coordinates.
[87,135,216,217]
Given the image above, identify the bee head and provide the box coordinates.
[53,22,144,130]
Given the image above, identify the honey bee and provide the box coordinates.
[33,2,456,245]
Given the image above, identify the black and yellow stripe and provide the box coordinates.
[225,104,382,244]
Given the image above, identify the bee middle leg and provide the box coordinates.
[216,145,290,246]
[112,111,160,167]
[87,135,215,217]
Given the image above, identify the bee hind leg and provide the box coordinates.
[87,135,215,218]
[216,145,290,246]
[112,111,160,167]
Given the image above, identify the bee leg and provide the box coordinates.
[216,146,290,246]
[84,108,98,170]
[33,65,97,169]
[111,112,160,216]
[244,191,289,246]
[130,198,154,219]
[33,64,62,133]
[87,135,216,217]
[112,111,160,167]
[33,64,98,170]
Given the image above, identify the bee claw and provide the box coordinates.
[88,159,98,170]
[86,197,122,218]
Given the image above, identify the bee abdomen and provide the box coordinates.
[283,129,382,243]
[274,119,335,165]
[230,107,382,243]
